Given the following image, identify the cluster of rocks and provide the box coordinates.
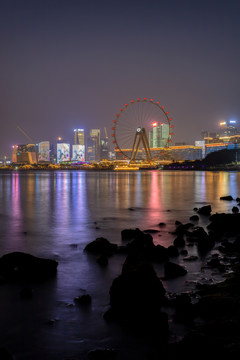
[84,200,240,357]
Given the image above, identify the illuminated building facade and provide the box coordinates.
[12,144,37,164]
[86,129,101,161]
[149,123,170,148]
[57,143,70,163]
[72,144,85,161]
[38,141,50,162]
[100,137,110,160]
[74,129,85,145]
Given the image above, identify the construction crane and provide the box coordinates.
[16,126,34,144]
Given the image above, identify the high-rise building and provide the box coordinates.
[86,129,101,161]
[149,123,170,148]
[100,137,110,160]
[12,144,37,164]
[74,129,85,145]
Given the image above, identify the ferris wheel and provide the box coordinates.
[111,98,173,161]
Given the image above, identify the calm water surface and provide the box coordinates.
[0,170,239,359]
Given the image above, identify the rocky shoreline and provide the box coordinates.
[1,199,240,359]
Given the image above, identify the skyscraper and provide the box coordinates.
[149,123,170,148]
[74,129,85,145]
[86,129,101,161]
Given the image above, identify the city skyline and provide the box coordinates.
[1,0,240,157]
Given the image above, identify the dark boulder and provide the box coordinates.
[121,228,142,241]
[97,254,108,266]
[174,293,193,322]
[74,294,92,305]
[151,244,169,263]
[175,220,182,226]
[0,252,58,282]
[174,223,194,235]
[108,261,167,328]
[232,206,239,213]
[207,213,240,236]
[84,238,118,255]
[189,215,199,221]
[159,222,166,227]
[220,195,234,201]
[173,235,185,248]
[0,348,15,360]
[167,245,179,257]
[197,205,211,216]
[164,261,187,278]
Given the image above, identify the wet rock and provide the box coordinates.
[197,205,211,216]
[121,228,142,241]
[74,294,92,305]
[167,245,179,257]
[186,226,209,240]
[84,238,118,255]
[20,286,33,298]
[151,244,169,263]
[189,215,199,221]
[180,249,188,256]
[173,235,185,248]
[220,195,234,201]
[97,254,108,266]
[0,347,15,360]
[232,206,239,213]
[193,207,198,211]
[0,252,58,282]
[175,220,182,226]
[108,260,167,330]
[164,261,187,278]
[174,293,193,322]
[88,348,117,360]
[174,223,194,235]
[207,213,240,236]
[236,197,240,202]
[207,257,225,271]
[159,222,166,227]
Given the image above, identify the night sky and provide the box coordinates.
[0,0,240,157]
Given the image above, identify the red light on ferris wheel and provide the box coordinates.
[131,100,134,103]
[120,108,123,111]
[150,99,153,102]
[116,114,119,117]
[143,98,147,101]
[161,106,165,109]
[156,101,160,104]
[137,98,140,101]
[111,134,114,137]
[168,118,172,121]
[125,104,128,107]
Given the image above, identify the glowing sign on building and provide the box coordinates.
[72,145,85,161]
[38,141,50,162]
[57,143,70,163]
[220,122,227,126]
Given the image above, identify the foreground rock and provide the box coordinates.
[105,255,168,338]
[197,205,212,216]
[0,252,58,282]
[84,237,118,255]
[164,261,187,278]
[207,213,240,236]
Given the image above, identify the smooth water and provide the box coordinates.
[0,170,239,359]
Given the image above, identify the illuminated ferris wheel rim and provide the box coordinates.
[111,98,174,159]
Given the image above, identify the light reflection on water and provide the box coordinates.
[0,170,240,359]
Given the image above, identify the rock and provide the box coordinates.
[174,293,193,321]
[20,286,33,298]
[193,207,198,211]
[108,261,167,327]
[197,205,211,216]
[189,215,199,221]
[180,249,188,256]
[97,254,108,266]
[220,195,234,200]
[84,238,118,255]
[121,228,142,241]
[88,348,117,360]
[151,244,169,263]
[207,257,225,271]
[159,222,166,227]
[167,245,179,257]
[236,197,240,202]
[164,261,187,278]
[174,223,194,235]
[175,220,182,226]
[207,213,240,236]
[173,235,185,248]
[186,226,209,240]
[232,206,239,213]
[74,294,92,305]
[0,348,15,360]
[0,252,58,282]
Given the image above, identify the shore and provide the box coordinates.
[1,200,240,359]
